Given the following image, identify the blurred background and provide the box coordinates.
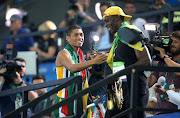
[0,0,180,83]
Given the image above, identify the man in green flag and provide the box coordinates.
[103,6,151,118]
[55,24,107,117]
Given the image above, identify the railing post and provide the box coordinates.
[75,76,82,118]
[129,68,138,118]
[168,11,174,34]
[22,91,28,118]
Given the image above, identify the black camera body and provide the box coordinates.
[91,63,105,75]
[147,35,172,57]
[144,24,172,61]
[0,60,22,82]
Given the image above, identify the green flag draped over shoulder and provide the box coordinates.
[55,43,91,118]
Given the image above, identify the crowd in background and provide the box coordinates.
[0,0,180,118]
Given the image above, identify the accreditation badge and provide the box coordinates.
[113,61,127,82]
[169,84,175,90]
[15,98,22,109]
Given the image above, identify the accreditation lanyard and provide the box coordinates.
[161,59,180,100]
[164,59,180,86]
[9,83,21,98]
[43,99,48,110]
[9,83,22,109]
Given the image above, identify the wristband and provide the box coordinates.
[18,81,24,86]
[0,83,3,87]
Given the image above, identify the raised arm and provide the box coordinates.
[56,50,107,73]
[154,47,180,75]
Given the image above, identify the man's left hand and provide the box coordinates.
[154,47,166,59]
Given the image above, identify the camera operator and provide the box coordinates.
[0,58,38,118]
[148,31,180,115]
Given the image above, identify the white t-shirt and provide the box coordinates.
[167,90,180,109]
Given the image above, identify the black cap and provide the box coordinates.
[10,14,22,21]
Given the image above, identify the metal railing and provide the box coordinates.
[1,65,180,118]
[0,76,82,118]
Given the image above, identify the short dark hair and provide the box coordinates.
[66,24,82,36]
[171,31,180,40]
[32,74,46,82]
[100,2,110,8]
[13,57,26,63]
[125,1,135,5]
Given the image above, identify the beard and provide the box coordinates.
[170,46,180,56]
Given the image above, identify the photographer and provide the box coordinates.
[0,58,38,118]
[59,0,96,28]
[148,31,180,115]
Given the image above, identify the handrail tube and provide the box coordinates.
[137,107,180,112]
[132,65,180,72]
[1,66,180,118]
[31,76,83,118]
[30,67,132,118]
[0,21,104,40]
[112,108,132,118]
[0,76,76,97]
[30,66,180,118]
[133,6,180,18]
[2,76,81,118]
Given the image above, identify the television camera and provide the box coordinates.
[144,23,172,60]
[0,44,22,82]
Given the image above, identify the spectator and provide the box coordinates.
[124,1,150,39]
[2,14,34,51]
[95,2,113,51]
[148,31,180,115]
[147,0,171,38]
[59,0,96,28]
[0,57,38,118]
[59,0,97,53]
[32,75,52,118]
[31,20,58,59]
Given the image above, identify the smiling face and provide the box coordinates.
[66,28,84,48]
[103,15,123,34]
[170,36,180,56]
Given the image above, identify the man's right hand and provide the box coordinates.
[92,53,108,64]
[13,72,23,85]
